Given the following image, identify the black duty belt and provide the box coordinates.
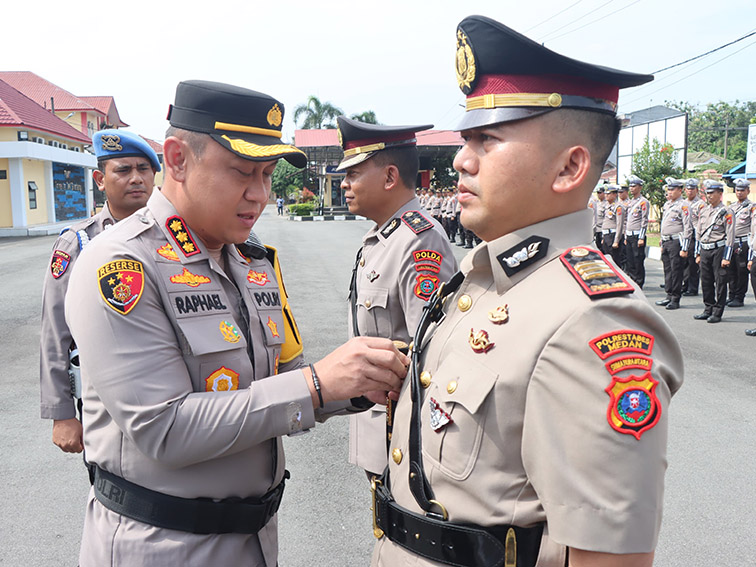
[373,270,543,567]
[93,466,288,534]
[372,476,543,567]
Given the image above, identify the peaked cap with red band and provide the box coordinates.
[335,115,433,171]
[454,15,654,131]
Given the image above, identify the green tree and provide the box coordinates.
[667,100,756,161]
[350,111,378,124]
[293,95,343,129]
[429,155,457,189]
[271,160,300,199]
[631,137,683,219]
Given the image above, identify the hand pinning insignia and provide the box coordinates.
[469,328,494,353]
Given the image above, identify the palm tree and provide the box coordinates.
[350,111,378,124]
[293,96,344,129]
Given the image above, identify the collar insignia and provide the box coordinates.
[496,236,549,277]
[166,216,200,257]
[51,250,71,279]
[170,267,211,287]
[205,366,239,392]
[380,218,401,239]
[561,247,634,298]
[156,243,180,262]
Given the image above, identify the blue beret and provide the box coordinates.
[93,129,161,172]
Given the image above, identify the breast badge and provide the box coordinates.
[170,267,211,287]
[219,320,241,343]
[488,304,509,324]
[247,270,270,286]
[469,328,494,353]
[429,397,453,432]
[97,260,145,315]
[205,366,239,392]
[156,243,180,262]
[267,316,279,337]
[50,250,71,279]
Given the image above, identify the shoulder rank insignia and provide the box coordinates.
[496,235,549,277]
[380,218,401,239]
[97,260,145,315]
[560,247,634,297]
[401,210,433,234]
[170,267,211,287]
[166,216,201,257]
[156,243,180,262]
[51,250,71,279]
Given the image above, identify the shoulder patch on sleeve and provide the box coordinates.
[401,210,433,234]
[50,250,71,279]
[560,247,634,298]
[97,259,145,315]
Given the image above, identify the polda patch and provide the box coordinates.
[590,330,654,360]
[98,260,145,315]
[166,216,200,257]
[605,372,661,439]
[205,366,239,392]
[51,250,71,279]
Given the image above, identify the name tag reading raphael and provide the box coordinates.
[98,260,145,315]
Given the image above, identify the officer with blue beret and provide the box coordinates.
[372,15,683,567]
[40,129,160,455]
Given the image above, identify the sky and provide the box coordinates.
[4,0,755,143]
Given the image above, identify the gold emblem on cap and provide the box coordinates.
[420,371,432,388]
[392,448,403,464]
[101,134,122,152]
[267,104,283,127]
[456,30,476,95]
[458,294,472,312]
[547,93,563,107]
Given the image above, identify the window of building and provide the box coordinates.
[0,170,7,180]
[28,181,38,209]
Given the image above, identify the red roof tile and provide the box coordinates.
[295,128,462,148]
[0,71,100,113]
[0,79,91,143]
[80,96,128,127]
[141,136,163,155]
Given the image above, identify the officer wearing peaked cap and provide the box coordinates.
[655,178,692,310]
[624,175,650,287]
[337,116,458,478]
[588,185,606,250]
[682,178,705,296]
[601,184,624,261]
[40,129,160,456]
[371,15,683,567]
[65,81,408,567]
[724,177,754,307]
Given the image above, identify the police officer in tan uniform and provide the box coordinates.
[588,185,605,250]
[682,178,705,296]
[601,184,624,261]
[371,16,683,567]
[623,175,649,287]
[655,178,692,310]
[336,116,458,477]
[693,180,732,323]
[40,130,160,454]
[747,200,756,335]
[65,81,407,567]
[725,178,754,307]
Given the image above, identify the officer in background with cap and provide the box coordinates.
[40,130,160,455]
[336,116,458,479]
[65,81,407,567]
[747,196,756,335]
[623,175,649,287]
[724,178,754,307]
[693,179,732,323]
[371,15,683,567]
[600,184,624,262]
[655,178,692,310]
[682,178,705,296]
[587,184,606,251]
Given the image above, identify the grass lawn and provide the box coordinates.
[646,233,660,247]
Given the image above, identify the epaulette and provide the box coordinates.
[560,246,634,298]
[401,210,433,234]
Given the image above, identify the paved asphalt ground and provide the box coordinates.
[1,204,754,566]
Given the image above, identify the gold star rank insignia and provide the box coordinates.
[165,215,200,257]
[267,316,279,337]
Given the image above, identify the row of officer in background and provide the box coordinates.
[419,188,482,249]
[38,15,688,567]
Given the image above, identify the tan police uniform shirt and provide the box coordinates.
[727,198,754,243]
[686,196,705,239]
[66,190,342,567]
[40,203,116,420]
[661,197,693,247]
[349,197,458,475]
[624,195,650,240]
[601,201,624,245]
[372,209,683,566]
[697,202,730,246]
